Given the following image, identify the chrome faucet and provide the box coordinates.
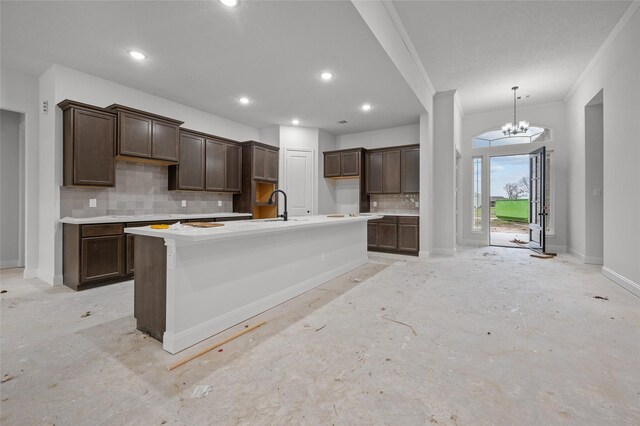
[267,189,288,221]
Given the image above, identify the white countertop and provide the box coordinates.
[125,214,382,242]
[59,212,252,225]
[363,212,420,217]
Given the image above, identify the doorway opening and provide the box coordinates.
[584,90,604,264]
[1,109,26,269]
[489,154,530,248]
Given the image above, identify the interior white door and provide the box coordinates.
[285,149,313,216]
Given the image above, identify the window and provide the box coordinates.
[473,157,482,231]
[473,127,550,149]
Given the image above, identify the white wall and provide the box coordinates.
[335,180,360,215]
[258,126,280,148]
[318,130,337,214]
[1,67,39,277]
[336,123,419,150]
[1,110,23,268]
[461,102,568,252]
[38,64,261,285]
[565,6,640,292]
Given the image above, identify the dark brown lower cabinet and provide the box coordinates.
[81,235,125,282]
[367,216,419,256]
[126,234,135,275]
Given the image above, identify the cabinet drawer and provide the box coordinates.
[371,216,398,224]
[81,224,124,237]
[398,216,419,225]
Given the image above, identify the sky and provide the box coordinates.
[490,155,529,198]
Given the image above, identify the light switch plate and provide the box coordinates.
[181,200,187,207]
[89,198,97,208]
[415,201,420,207]
[372,201,377,207]
[218,200,223,207]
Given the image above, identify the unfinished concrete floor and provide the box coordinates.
[1,247,639,425]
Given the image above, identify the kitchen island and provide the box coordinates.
[125,214,381,353]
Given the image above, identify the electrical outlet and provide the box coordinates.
[372,201,377,207]
[181,200,187,207]
[415,201,420,207]
[218,200,223,207]
[89,198,97,208]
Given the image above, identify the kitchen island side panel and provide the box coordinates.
[163,221,367,353]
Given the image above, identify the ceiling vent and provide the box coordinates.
[337,120,348,124]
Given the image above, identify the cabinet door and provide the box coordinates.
[367,223,379,248]
[126,234,135,275]
[366,152,383,194]
[81,235,124,282]
[178,133,205,190]
[152,120,179,162]
[324,153,341,177]
[205,139,225,192]
[378,223,398,250]
[265,149,279,182]
[402,148,420,193]
[119,112,152,158]
[398,223,419,253]
[253,146,266,179]
[382,150,401,194]
[341,152,360,176]
[225,143,242,192]
[73,109,116,186]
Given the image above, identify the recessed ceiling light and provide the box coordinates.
[220,0,238,6]
[291,119,300,125]
[239,97,250,105]
[128,51,146,60]
[361,103,372,112]
[320,72,333,81]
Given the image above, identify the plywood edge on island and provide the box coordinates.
[126,215,382,354]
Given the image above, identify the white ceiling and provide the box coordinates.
[0,1,424,135]
[1,1,631,132]
[393,0,631,114]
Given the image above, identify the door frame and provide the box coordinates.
[282,147,317,216]
[528,146,547,254]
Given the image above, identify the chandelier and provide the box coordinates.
[501,86,529,136]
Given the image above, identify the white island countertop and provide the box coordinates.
[125,214,382,243]
[59,212,252,225]
[363,212,420,217]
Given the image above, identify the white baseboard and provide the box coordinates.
[567,247,585,263]
[458,239,485,247]
[23,268,38,279]
[547,245,566,254]
[163,257,368,354]
[38,270,64,286]
[0,259,22,269]
[418,250,430,258]
[602,267,640,298]
[432,247,455,256]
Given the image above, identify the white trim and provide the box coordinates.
[564,1,640,101]
[163,257,367,354]
[418,250,431,258]
[38,271,63,286]
[546,245,567,254]
[602,266,640,298]
[566,246,601,264]
[23,268,37,279]
[567,246,586,263]
[381,0,436,97]
[0,260,22,269]
[432,247,455,256]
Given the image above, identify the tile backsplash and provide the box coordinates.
[60,161,234,218]
[370,194,420,214]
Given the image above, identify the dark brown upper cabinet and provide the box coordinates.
[59,100,117,187]
[401,146,420,193]
[108,104,183,165]
[168,130,205,191]
[253,144,278,182]
[323,149,363,178]
[366,145,419,194]
[366,151,383,193]
[205,138,242,193]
